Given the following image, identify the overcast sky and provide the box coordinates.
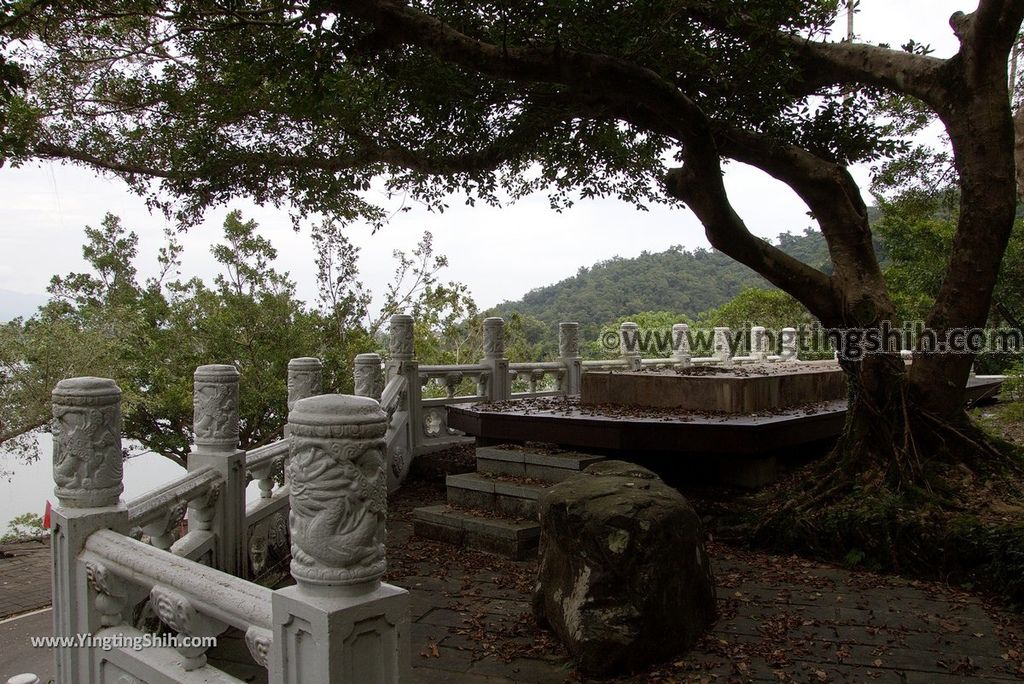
[0,1,969,320]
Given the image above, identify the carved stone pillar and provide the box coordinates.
[388,313,415,363]
[272,394,410,683]
[780,327,799,362]
[482,317,505,359]
[672,324,692,368]
[353,353,383,400]
[713,327,733,365]
[50,377,130,683]
[287,357,323,412]
[287,394,387,588]
[619,322,641,371]
[558,322,582,395]
[751,326,769,361]
[481,317,510,401]
[385,314,420,463]
[189,364,245,576]
[52,377,124,508]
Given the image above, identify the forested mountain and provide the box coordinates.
[491,228,839,333]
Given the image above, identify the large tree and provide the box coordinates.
[3,1,1024,568]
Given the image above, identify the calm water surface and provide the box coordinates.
[1,433,262,530]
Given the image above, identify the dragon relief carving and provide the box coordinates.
[193,381,238,444]
[287,371,321,410]
[559,324,580,357]
[287,438,387,585]
[52,404,122,500]
[353,364,379,398]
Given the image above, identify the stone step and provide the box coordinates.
[411,504,540,560]
[475,446,605,483]
[445,472,547,518]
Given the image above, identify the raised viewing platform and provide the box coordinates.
[448,376,1003,456]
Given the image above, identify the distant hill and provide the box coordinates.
[490,228,838,334]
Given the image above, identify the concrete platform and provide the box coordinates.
[448,377,1005,457]
[583,362,848,413]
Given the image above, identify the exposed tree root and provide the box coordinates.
[743,387,1024,607]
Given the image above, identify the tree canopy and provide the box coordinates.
[5,1,1024,549]
[3,1,1020,419]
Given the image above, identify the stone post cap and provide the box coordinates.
[194,364,239,381]
[389,313,414,325]
[483,317,504,327]
[354,353,382,363]
[559,321,579,327]
[52,377,121,402]
[288,357,322,371]
[672,323,690,330]
[289,394,386,432]
[620,321,638,329]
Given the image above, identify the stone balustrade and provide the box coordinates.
[43,365,409,684]
[355,316,824,494]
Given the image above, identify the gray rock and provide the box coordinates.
[532,460,716,677]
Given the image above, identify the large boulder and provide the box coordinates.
[532,460,716,677]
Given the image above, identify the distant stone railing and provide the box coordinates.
[39,371,410,684]
[360,315,811,491]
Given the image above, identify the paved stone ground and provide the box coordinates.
[387,481,1024,683]
[0,539,50,619]
[5,483,1024,683]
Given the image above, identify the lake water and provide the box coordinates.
[1,433,262,531]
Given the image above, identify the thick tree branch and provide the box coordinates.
[972,0,1024,55]
[337,0,843,319]
[684,7,947,107]
[714,127,889,326]
[34,142,172,178]
[661,118,839,322]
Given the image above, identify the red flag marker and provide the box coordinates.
[43,500,52,530]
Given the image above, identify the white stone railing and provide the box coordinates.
[361,316,819,490]
[126,465,222,555]
[41,371,410,684]
[508,361,565,398]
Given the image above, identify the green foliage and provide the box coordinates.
[1002,360,1024,404]
[873,144,1024,372]
[1,211,478,468]
[2,2,905,228]
[698,288,810,331]
[1,512,44,542]
[492,229,833,343]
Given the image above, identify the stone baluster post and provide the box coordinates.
[353,353,384,401]
[385,314,420,455]
[271,395,410,683]
[189,365,246,577]
[619,322,642,371]
[288,357,323,413]
[558,322,582,395]
[751,326,769,362]
[672,323,692,368]
[713,327,733,365]
[50,378,130,683]
[780,327,799,362]
[482,317,511,401]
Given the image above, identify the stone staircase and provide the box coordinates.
[412,446,605,559]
